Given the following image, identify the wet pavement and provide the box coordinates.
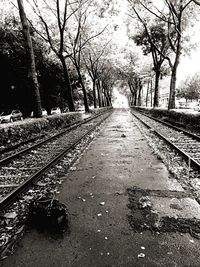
[2,109,200,266]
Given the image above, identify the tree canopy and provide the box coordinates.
[0,0,200,113]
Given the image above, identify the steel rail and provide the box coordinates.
[131,110,200,171]
[139,111,200,141]
[0,111,111,211]
[0,109,111,166]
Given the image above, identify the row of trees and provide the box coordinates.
[1,0,117,117]
[2,0,200,114]
[125,0,200,110]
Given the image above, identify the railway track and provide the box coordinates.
[130,109,200,171]
[0,111,109,161]
[0,109,112,211]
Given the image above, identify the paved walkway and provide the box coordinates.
[3,109,200,266]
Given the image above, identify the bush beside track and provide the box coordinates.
[0,108,112,148]
[131,106,200,131]
[0,112,81,148]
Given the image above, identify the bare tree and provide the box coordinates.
[17,0,42,117]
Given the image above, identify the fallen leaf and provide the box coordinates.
[4,212,17,219]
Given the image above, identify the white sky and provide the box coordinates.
[112,88,129,108]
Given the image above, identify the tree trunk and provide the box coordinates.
[150,80,153,107]
[146,80,150,107]
[168,63,179,110]
[92,80,97,108]
[134,91,137,106]
[168,10,182,110]
[76,67,90,113]
[59,56,75,111]
[96,80,102,107]
[153,70,160,108]
[105,91,111,106]
[137,80,142,106]
[17,0,42,117]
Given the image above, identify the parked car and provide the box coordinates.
[194,103,200,111]
[51,107,61,115]
[77,105,85,111]
[0,110,23,123]
[41,108,47,116]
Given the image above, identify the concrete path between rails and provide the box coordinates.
[3,108,200,267]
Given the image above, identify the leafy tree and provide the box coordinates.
[128,0,200,110]
[177,73,200,101]
[132,21,171,107]
[0,16,73,116]
[27,0,78,111]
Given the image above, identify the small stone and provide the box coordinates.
[97,230,101,233]
[82,198,86,202]
[107,252,110,256]
[100,202,105,206]
[141,246,145,250]
[190,239,194,243]
[138,253,145,258]
[105,236,108,240]
[97,213,102,217]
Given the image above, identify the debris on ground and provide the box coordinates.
[127,187,200,239]
[3,212,17,219]
[28,193,69,234]
[138,253,145,258]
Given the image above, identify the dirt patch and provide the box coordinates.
[127,187,200,239]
